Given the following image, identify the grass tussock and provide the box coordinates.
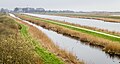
[14,16,83,64]
[0,13,42,64]
[16,14,120,56]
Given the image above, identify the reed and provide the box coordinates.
[0,14,42,64]
[13,16,83,64]
[16,14,120,55]
[52,14,120,23]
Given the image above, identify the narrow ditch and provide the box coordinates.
[11,14,120,64]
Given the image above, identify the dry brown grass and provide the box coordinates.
[0,14,42,64]
[13,16,83,64]
[16,14,120,56]
[34,15,120,37]
[18,14,120,36]
[51,14,120,23]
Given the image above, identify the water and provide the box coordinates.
[25,13,120,32]
[10,14,120,64]
[111,15,120,16]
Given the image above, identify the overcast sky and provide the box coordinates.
[0,0,120,11]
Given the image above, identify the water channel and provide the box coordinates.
[25,13,120,32]
[10,14,120,64]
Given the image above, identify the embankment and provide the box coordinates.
[11,14,83,64]
[15,14,120,56]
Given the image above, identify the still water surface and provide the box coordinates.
[11,14,120,64]
[25,13,120,32]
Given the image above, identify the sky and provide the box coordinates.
[0,0,120,11]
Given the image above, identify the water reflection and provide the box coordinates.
[25,13,120,32]
[11,14,120,64]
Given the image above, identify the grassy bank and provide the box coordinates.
[13,15,83,64]
[0,13,66,64]
[19,24,64,64]
[17,14,120,42]
[0,13,42,64]
[45,14,120,36]
[43,18,120,37]
[16,14,120,55]
[41,19,120,42]
[19,14,120,37]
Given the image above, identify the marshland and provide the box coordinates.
[0,12,120,64]
[48,13,120,23]
[11,13,120,64]
[1,0,120,64]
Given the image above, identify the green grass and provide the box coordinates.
[41,19,120,42]
[0,14,41,64]
[19,23,64,64]
[0,13,63,64]
[19,15,120,42]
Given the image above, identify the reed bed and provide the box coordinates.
[52,14,120,23]
[16,14,120,56]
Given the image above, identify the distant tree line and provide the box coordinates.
[45,10,75,13]
[1,7,120,14]
[0,7,75,13]
[14,7,45,13]
[0,8,10,13]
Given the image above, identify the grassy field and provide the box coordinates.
[0,13,66,64]
[16,14,120,55]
